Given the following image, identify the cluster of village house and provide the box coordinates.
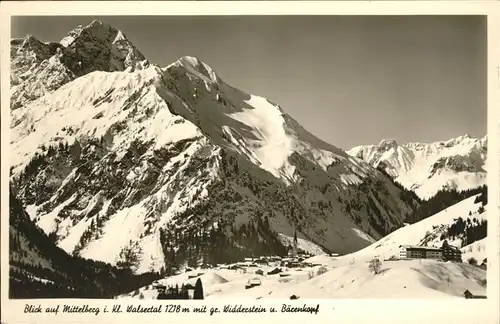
[398,243,462,261]
[151,252,325,293]
[152,237,465,296]
[149,243,476,299]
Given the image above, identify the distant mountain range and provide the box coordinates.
[348,135,487,200]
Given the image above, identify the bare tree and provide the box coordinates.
[116,240,142,270]
[368,258,382,274]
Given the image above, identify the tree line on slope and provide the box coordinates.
[9,189,161,298]
[335,166,421,242]
[158,212,289,275]
[376,164,423,207]
[417,187,488,249]
[439,215,487,248]
[405,185,487,224]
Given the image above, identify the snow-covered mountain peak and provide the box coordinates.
[60,19,122,47]
[177,55,209,69]
[59,19,146,71]
[89,19,106,27]
[378,139,398,150]
[21,34,41,46]
[348,135,487,199]
[441,134,474,147]
[10,21,149,110]
[11,34,57,57]
[166,55,220,84]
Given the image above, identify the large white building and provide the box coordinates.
[399,245,443,259]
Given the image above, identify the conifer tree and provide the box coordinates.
[193,278,204,300]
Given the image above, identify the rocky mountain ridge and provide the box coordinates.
[10,19,147,110]
[348,135,487,200]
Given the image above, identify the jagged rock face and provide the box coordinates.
[58,20,147,74]
[10,20,147,110]
[10,21,420,274]
[348,135,487,200]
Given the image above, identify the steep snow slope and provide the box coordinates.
[277,233,327,256]
[8,188,159,298]
[331,195,487,263]
[348,136,487,199]
[461,238,487,264]
[10,21,420,274]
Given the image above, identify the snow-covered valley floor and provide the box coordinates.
[116,257,486,300]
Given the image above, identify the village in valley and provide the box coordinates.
[118,223,486,300]
[140,231,331,300]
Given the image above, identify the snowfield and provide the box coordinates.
[461,238,487,264]
[117,259,485,300]
[277,233,327,256]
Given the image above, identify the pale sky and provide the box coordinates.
[11,15,487,149]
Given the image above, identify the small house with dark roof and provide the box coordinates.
[245,278,261,289]
[463,290,487,299]
[267,267,282,275]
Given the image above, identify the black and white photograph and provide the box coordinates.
[2,4,498,318]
